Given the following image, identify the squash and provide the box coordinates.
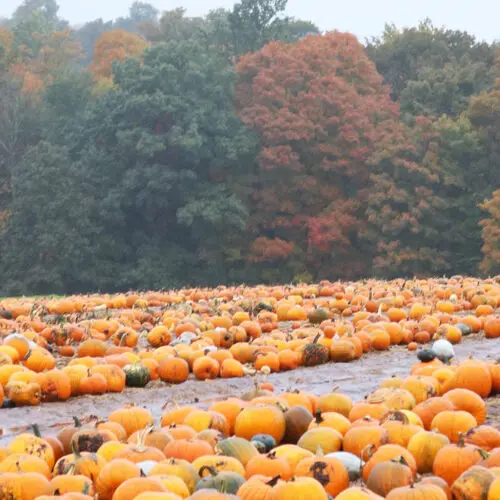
[195,466,246,494]
[215,437,259,466]
[302,334,329,367]
[123,364,150,388]
[417,349,436,363]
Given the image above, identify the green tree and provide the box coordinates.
[366,20,496,119]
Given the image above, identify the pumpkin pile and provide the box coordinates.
[1,352,500,499]
[0,277,499,408]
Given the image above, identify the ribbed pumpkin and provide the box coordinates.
[297,427,343,454]
[234,404,286,444]
[433,436,487,485]
[294,451,349,496]
[413,397,456,430]
[443,388,487,425]
[236,475,282,500]
[366,458,413,497]
[309,411,351,436]
[245,451,292,480]
[7,433,55,469]
[215,438,259,467]
[451,465,495,500]
[362,445,417,482]
[407,430,450,474]
[464,426,500,451]
[385,483,447,499]
[272,476,328,500]
[195,467,245,494]
[316,390,353,417]
[149,459,199,494]
[342,426,389,458]
[431,411,478,443]
[108,405,154,437]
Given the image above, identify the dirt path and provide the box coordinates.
[1,336,499,444]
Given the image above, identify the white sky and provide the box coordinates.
[1,0,498,43]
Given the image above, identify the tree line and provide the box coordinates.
[0,0,498,295]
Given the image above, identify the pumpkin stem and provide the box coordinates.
[70,439,82,458]
[267,475,281,487]
[314,410,324,424]
[199,465,218,477]
[457,433,465,447]
[312,333,321,344]
[315,445,324,458]
[478,448,490,460]
[73,416,82,428]
[32,423,42,438]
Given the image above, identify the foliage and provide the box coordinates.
[480,190,500,274]
[90,30,149,80]
[366,19,496,119]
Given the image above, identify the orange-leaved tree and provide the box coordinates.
[236,31,401,280]
[90,29,149,80]
[480,190,500,274]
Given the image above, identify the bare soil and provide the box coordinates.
[1,336,499,444]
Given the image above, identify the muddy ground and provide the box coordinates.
[1,336,499,444]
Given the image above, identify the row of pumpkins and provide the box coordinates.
[0,279,499,407]
[1,354,500,498]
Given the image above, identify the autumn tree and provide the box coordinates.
[90,29,149,80]
[480,190,500,274]
[236,32,400,281]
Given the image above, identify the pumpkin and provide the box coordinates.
[283,405,313,444]
[447,361,492,398]
[195,467,245,494]
[108,405,155,437]
[95,459,141,500]
[250,434,276,453]
[6,381,42,406]
[184,410,229,436]
[433,435,487,485]
[114,427,166,463]
[79,372,108,395]
[209,400,247,436]
[0,453,51,478]
[149,459,200,494]
[407,430,450,474]
[413,397,455,430]
[164,439,214,462]
[236,475,282,500]
[245,451,292,480]
[464,426,500,451]
[234,404,286,444]
[50,474,96,496]
[309,410,351,436]
[70,428,117,453]
[7,433,55,469]
[272,476,328,499]
[366,457,414,497]
[385,483,448,499]
[194,456,245,478]
[343,426,389,458]
[335,486,384,499]
[123,363,151,387]
[295,451,350,497]
[362,444,417,482]
[36,369,71,402]
[488,477,500,499]
[110,477,168,500]
[451,465,495,500]
[158,357,190,384]
[431,411,478,443]
[215,438,259,467]
[301,334,329,367]
[148,474,190,498]
[417,349,437,362]
[316,390,353,418]
[91,364,126,393]
[53,448,106,481]
[297,427,343,455]
[192,356,219,380]
[57,417,86,454]
[443,388,487,425]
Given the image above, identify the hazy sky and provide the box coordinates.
[1,0,498,43]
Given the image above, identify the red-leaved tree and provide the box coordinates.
[236,31,400,279]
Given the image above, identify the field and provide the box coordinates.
[0,277,500,498]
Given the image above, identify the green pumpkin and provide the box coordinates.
[123,363,150,387]
[302,334,329,367]
[195,466,246,494]
[417,348,436,363]
[455,323,473,336]
[308,307,329,324]
[215,437,259,466]
[251,434,276,453]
